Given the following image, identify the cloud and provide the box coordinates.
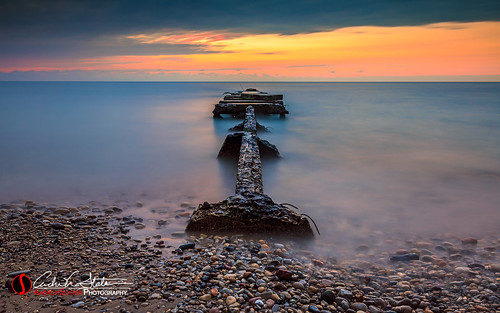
[1,18,499,81]
[2,0,499,39]
[1,0,499,67]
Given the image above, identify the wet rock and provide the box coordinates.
[187,194,314,236]
[51,222,65,230]
[273,282,287,291]
[321,290,335,304]
[308,305,321,313]
[7,270,30,277]
[199,294,211,301]
[72,301,84,308]
[179,243,195,250]
[338,288,353,299]
[226,295,237,305]
[351,302,368,311]
[394,305,413,313]
[276,269,292,280]
[373,298,387,309]
[461,237,478,245]
[134,223,146,229]
[136,292,148,302]
[390,253,419,262]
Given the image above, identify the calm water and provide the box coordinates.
[1,82,499,252]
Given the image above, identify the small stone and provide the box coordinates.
[226,296,237,305]
[254,299,264,307]
[71,301,84,308]
[179,243,195,250]
[273,282,287,291]
[338,288,353,299]
[7,270,30,278]
[369,305,384,313]
[292,282,305,290]
[489,263,500,272]
[468,263,485,270]
[455,266,471,274]
[421,255,434,263]
[260,291,272,300]
[242,271,252,279]
[373,298,387,309]
[321,290,335,304]
[356,244,370,251]
[134,223,146,229]
[390,253,419,262]
[461,237,478,245]
[136,292,148,302]
[394,305,412,313]
[351,302,368,311]
[80,273,90,281]
[150,293,162,299]
[51,222,65,230]
[54,208,70,215]
[199,294,212,301]
[308,305,321,313]
[275,269,292,280]
[266,299,275,308]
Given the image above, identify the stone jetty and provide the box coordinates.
[187,103,314,237]
[213,88,289,117]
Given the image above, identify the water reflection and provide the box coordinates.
[1,82,499,256]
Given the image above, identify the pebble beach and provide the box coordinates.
[1,201,499,313]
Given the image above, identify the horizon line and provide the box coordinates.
[1,80,499,83]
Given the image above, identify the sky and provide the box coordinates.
[1,0,499,81]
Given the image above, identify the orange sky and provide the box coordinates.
[2,21,500,81]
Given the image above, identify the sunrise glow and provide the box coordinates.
[1,22,499,81]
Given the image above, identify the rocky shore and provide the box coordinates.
[1,201,499,313]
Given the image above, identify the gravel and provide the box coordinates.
[1,201,499,312]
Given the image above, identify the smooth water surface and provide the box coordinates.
[1,82,499,253]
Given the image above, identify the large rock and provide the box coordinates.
[186,193,314,237]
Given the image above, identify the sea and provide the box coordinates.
[1,82,499,255]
